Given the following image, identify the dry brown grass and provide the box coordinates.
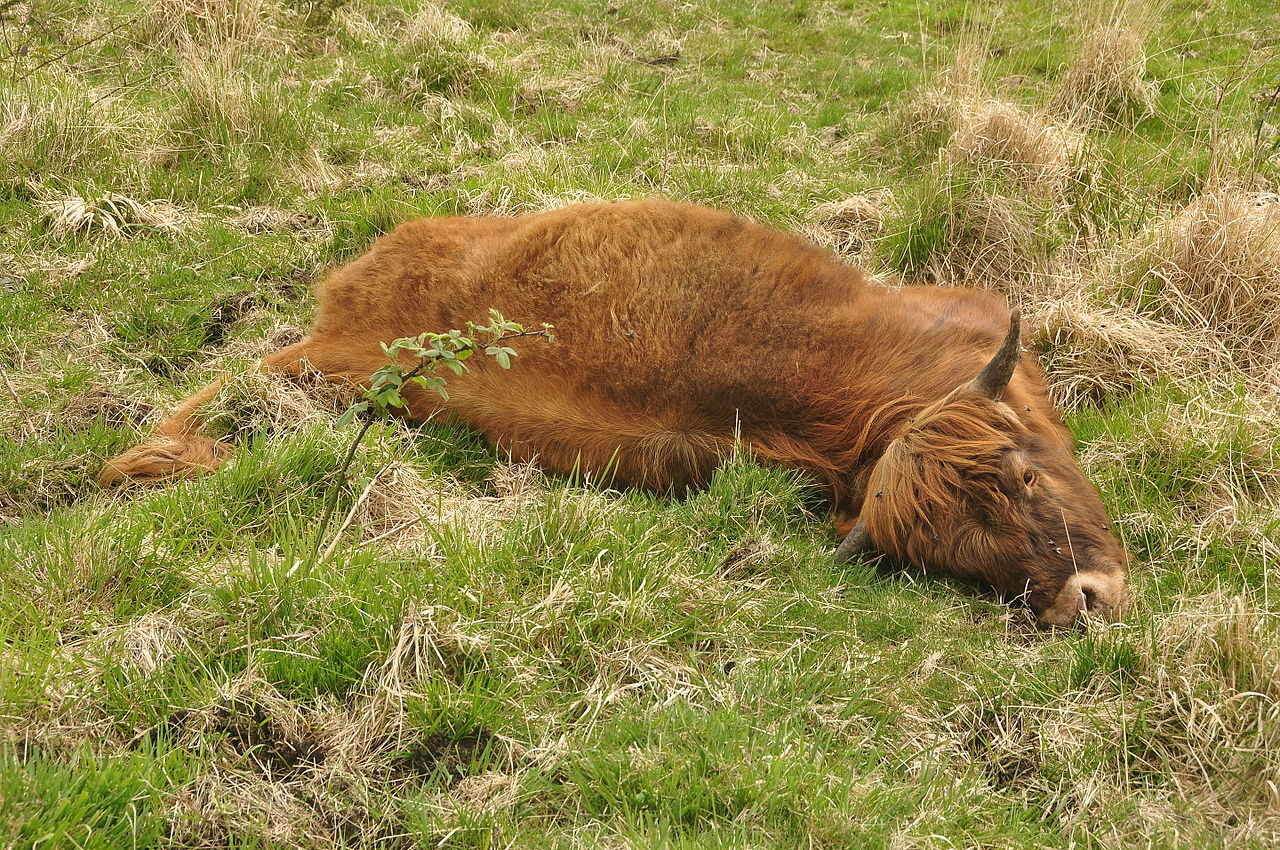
[945,99,1084,196]
[169,51,264,150]
[882,45,1083,293]
[36,192,188,238]
[936,593,1280,845]
[0,79,150,182]
[1105,594,1280,825]
[63,387,158,431]
[20,602,510,845]
[1053,21,1158,123]
[1075,390,1280,534]
[403,2,474,47]
[807,192,894,258]
[1032,295,1233,409]
[573,644,726,732]
[342,460,554,553]
[203,363,354,440]
[138,0,288,55]
[1117,189,1280,377]
[227,205,327,235]
[920,189,1052,292]
[893,85,1084,199]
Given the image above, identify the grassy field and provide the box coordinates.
[2,0,1280,846]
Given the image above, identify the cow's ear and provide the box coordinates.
[834,522,875,564]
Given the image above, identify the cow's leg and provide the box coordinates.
[437,372,722,491]
[99,341,316,486]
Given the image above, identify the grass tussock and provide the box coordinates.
[205,364,355,439]
[170,628,495,846]
[0,80,149,185]
[945,99,1084,196]
[946,593,1280,845]
[403,2,475,48]
[880,52,1078,290]
[138,0,288,55]
[1118,189,1280,375]
[1077,389,1280,531]
[63,387,158,432]
[807,192,893,258]
[1033,295,1232,409]
[169,52,321,161]
[322,459,529,554]
[36,192,188,239]
[1093,594,1280,824]
[883,177,1055,294]
[1054,20,1159,123]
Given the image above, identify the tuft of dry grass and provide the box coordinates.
[0,80,149,183]
[939,594,1280,845]
[945,99,1084,196]
[808,192,894,258]
[336,460,444,550]
[1053,22,1158,123]
[1107,594,1280,821]
[922,189,1051,292]
[36,192,188,239]
[170,52,263,150]
[227,205,326,235]
[344,460,553,553]
[168,667,413,845]
[204,363,354,440]
[1076,389,1280,533]
[403,2,475,47]
[63,387,158,431]
[31,603,508,845]
[891,83,962,150]
[1032,295,1233,409]
[880,42,1081,292]
[138,0,287,55]
[1117,189,1280,376]
[168,48,322,162]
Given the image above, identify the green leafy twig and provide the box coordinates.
[305,310,553,568]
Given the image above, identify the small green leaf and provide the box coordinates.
[335,401,369,429]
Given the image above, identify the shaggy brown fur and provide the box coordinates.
[101,200,1127,625]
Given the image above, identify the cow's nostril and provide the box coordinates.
[1081,586,1097,611]
[1040,572,1127,627]
[1077,577,1124,622]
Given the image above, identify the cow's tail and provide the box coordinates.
[98,342,309,486]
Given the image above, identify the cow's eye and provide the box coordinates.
[1023,470,1036,487]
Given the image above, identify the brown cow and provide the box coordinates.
[101,200,1128,626]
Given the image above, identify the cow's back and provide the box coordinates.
[305,200,876,489]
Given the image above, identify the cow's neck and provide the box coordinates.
[805,285,1024,512]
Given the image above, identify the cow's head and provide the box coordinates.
[836,311,1128,627]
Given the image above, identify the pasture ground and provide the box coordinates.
[2,0,1280,846]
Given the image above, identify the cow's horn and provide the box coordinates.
[834,523,875,564]
[969,309,1021,400]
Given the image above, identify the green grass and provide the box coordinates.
[2,0,1280,846]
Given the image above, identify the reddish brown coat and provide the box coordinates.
[102,200,1128,625]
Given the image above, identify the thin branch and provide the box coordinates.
[305,416,376,570]
[318,462,394,564]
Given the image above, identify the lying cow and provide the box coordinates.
[101,200,1129,626]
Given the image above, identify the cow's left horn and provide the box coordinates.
[835,523,875,564]
[969,309,1021,400]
